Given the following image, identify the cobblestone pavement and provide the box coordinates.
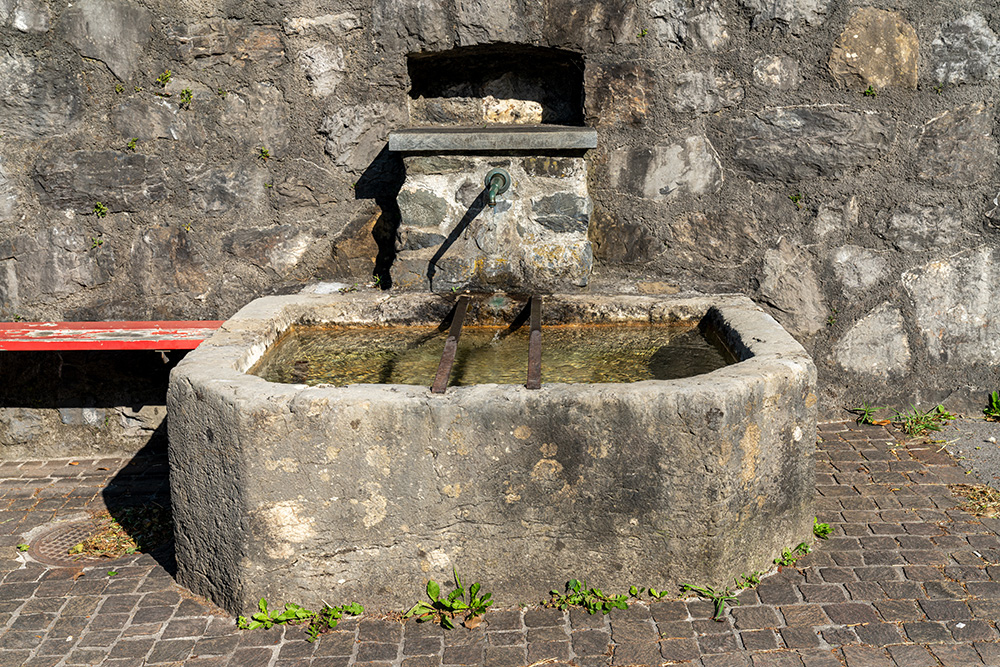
[3,421,1000,666]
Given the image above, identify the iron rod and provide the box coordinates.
[526,296,541,390]
[431,296,470,394]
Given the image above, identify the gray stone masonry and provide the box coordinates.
[4,420,1000,666]
[391,151,594,291]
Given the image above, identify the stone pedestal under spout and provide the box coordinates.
[389,126,597,293]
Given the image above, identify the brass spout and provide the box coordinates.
[484,168,510,207]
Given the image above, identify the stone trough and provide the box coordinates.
[167,292,816,615]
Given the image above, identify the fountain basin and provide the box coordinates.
[167,293,816,614]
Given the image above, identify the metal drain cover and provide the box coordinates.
[29,521,134,567]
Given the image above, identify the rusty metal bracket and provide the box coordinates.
[431,295,470,394]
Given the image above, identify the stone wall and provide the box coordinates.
[1,0,999,454]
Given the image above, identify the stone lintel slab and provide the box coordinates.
[388,125,598,152]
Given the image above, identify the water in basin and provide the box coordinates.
[249,322,736,387]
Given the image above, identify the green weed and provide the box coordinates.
[734,572,763,590]
[774,542,811,567]
[257,147,271,161]
[984,391,1000,422]
[90,237,104,249]
[894,404,955,436]
[789,193,803,209]
[179,88,193,109]
[680,583,739,621]
[863,85,877,97]
[237,598,363,642]
[93,202,109,218]
[107,570,118,577]
[546,579,629,615]
[848,402,887,426]
[125,137,137,152]
[114,83,124,94]
[155,69,172,87]
[306,602,364,642]
[15,544,28,552]
[404,568,493,629]
[813,517,833,539]
[647,587,671,600]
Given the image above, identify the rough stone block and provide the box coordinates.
[0,0,49,33]
[33,151,166,213]
[725,107,895,181]
[168,19,284,65]
[917,102,996,185]
[0,408,44,445]
[609,136,723,201]
[877,204,965,252]
[219,83,291,153]
[902,246,1000,365]
[298,45,346,97]
[649,0,729,50]
[671,69,744,114]
[756,239,827,338]
[752,56,801,89]
[0,49,78,137]
[740,0,829,31]
[320,103,405,173]
[373,0,451,52]
[585,63,652,126]
[833,304,910,378]
[58,408,105,427]
[829,8,918,90]
[831,246,887,292]
[931,13,1000,85]
[60,0,151,80]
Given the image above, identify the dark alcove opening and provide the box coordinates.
[407,44,585,125]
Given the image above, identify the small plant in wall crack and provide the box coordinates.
[813,517,833,539]
[125,137,137,152]
[733,571,763,589]
[863,85,877,97]
[680,583,739,621]
[546,579,629,615]
[788,192,804,209]
[179,88,193,109]
[774,542,811,567]
[404,568,493,629]
[90,237,104,249]
[155,69,172,87]
[257,147,271,162]
[92,202,109,218]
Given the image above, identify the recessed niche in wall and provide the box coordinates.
[407,44,585,126]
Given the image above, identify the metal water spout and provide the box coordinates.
[484,168,510,207]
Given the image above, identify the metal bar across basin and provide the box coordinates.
[431,296,470,394]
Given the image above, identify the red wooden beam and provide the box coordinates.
[0,321,225,351]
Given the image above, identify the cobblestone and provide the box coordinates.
[3,422,1000,665]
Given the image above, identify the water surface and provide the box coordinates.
[250,323,735,387]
